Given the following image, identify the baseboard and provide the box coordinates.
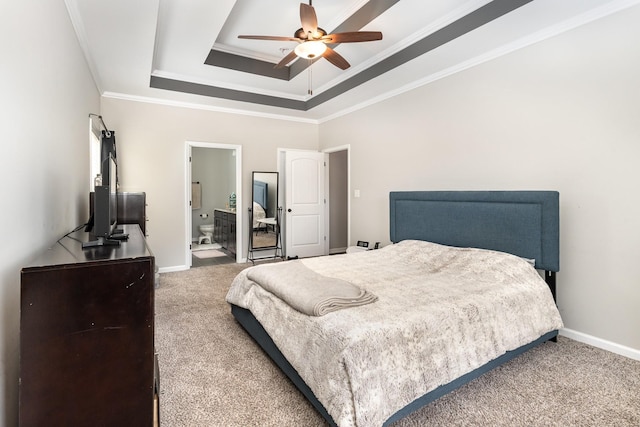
[329,247,347,255]
[158,265,189,273]
[560,328,640,361]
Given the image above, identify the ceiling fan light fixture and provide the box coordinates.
[240,3,381,73]
[294,41,327,59]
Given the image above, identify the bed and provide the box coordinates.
[252,201,267,230]
[226,191,562,426]
[252,180,268,229]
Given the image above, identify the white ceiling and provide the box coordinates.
[65,0,638,123]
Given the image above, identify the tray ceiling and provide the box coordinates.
[65,0,638,122]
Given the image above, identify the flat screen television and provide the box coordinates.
[94,153,117,238]
[83,152,127,248]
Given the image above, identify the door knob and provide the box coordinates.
[287,209,292,212]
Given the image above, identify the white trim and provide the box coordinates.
[324,152,330,256]
[158,265,189,274]
[560,328,640,361]
[101,92,319,124]
[184,144,193,269]
[212,42,286,65]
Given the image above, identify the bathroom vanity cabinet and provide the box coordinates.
[19,224,158,426]
[214,208,236,256]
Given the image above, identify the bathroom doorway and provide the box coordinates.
[185,141,242,268]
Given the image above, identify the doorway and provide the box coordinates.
[185,141,242,268]
[326,147,349,254]
[278,146,349,258]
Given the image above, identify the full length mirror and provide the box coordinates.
[251,171,279,249]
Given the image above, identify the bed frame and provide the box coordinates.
[390,191,559,301]
[231,190,560,426]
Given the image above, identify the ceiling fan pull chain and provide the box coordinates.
[308,59,313,95]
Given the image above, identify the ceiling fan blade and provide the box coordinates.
[323,47,350,70]
[274,49,299,69]
[300,3,319,38]
[322,31,383,44]
[238,35,301,42]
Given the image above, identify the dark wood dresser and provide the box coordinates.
[19,224,158,426]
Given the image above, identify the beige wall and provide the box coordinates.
[0,1,101,424]
[100,98,319,269]
[320,6,640,351]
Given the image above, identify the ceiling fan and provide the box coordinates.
[238,1,383,70]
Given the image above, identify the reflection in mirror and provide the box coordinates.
[251,172,279,249]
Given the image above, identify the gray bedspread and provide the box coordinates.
[226,240,563,427]
[246,260,377,316]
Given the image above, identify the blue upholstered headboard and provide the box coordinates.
[389,191,559,272]
[253,180,268,211]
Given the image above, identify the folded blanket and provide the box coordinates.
[246,261,377,316]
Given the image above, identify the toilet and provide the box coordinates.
[198,224,214,245]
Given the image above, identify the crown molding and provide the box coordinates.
[101,91,319,124]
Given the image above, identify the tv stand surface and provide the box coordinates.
[81,229,130,249]
[110,231,129,240]
[20,224,157,426]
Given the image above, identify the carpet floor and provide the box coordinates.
[155,263,640,427]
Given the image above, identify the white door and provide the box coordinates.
[284,150,327,258]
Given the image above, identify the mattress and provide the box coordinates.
[226,240,563,426]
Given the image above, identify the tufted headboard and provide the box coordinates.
[389,191,559,272]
